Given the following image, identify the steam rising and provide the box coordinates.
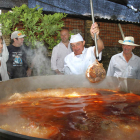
[22,41,55,76]
[0,109,29,132]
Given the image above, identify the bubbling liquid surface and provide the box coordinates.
[0,88,140,140]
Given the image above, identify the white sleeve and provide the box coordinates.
[0,39,9,81]
[64,66,71,75]
[2,39,9,62]
[107,57,115,77]
[63,57,72,75]
[92,46,102,61]
[51,46,58,70]
[98,51,102,61]
[137,60,140,79]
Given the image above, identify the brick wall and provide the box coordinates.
[1,10,140,72]
[85,20,140,47]
[85,20,140,71]
[62,17,85,38]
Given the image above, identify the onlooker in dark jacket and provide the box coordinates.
[7,31,33,79]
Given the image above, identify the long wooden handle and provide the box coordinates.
[118,23,125,40]
[90,0,99,59]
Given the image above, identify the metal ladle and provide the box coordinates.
[90,0,99,59]
[85,0,106,83]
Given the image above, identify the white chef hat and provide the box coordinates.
[70,33,84,43]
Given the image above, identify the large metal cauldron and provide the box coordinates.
[0,75,140,140]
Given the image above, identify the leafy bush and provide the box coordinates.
[0,4,67,50]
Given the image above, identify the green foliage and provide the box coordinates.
[0,4,67,50]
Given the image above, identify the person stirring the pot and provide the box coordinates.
[107,36,140,79]
[64,23,104,75]
[0,36,9,81]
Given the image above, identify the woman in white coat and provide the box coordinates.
[0,36,9,81]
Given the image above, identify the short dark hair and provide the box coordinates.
[10,38,18,44]
[61,27,69,32]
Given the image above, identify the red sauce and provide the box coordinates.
[0,88,140,140]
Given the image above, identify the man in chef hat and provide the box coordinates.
[63,22,104,75]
